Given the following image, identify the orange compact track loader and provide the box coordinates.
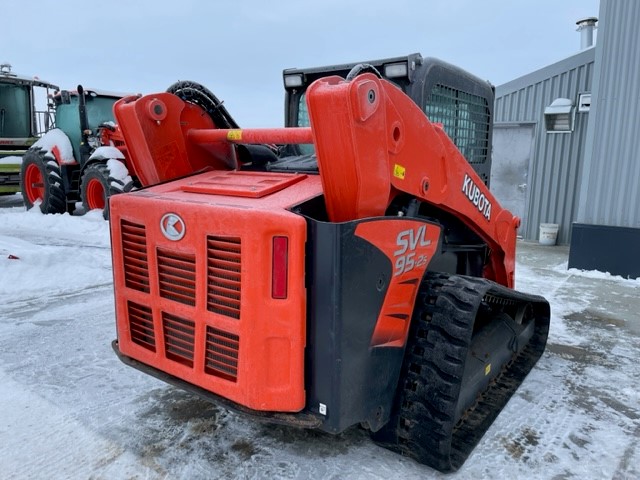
[110,60,550,472]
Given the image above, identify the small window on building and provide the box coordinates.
[544,98,575,133]
[578,93,591,112]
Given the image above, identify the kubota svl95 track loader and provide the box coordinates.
[109,60,550,472]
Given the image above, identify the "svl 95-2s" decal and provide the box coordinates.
[394,225,432,276]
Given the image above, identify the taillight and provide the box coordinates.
[272,236,288,299]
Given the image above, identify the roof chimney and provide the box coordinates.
[576,17,598,49]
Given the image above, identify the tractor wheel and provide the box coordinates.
[80,161,132,220]
[20,147,66,214]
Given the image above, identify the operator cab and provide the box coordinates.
[0,63,59,193]
[0,63,58,150]
[275,53,494,186]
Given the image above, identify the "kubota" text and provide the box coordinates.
[462,174,492,221]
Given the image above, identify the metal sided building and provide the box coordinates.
[569,0,640,279]
[493,32,596,247]
[494,0,640,278]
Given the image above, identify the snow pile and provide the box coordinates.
[107,158,133,186]
[0,207,110,301]
[89,145,125,161]
[553,261,640,285]
[32,128,75,164]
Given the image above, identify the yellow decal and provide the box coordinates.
[227,130,242,141]
[485,363,491,376]
[393,164,406,180]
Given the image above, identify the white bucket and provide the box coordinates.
[539,223,559,245]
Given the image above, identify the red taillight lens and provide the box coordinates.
[272,236,288,299]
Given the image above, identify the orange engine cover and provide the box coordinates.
[110,170,322,411]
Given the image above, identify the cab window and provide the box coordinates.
[296,94,314,155]
[425,84,490,166]
[0,84,31,138]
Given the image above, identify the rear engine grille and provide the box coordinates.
[121,220,150,293]
[162,312,195,367]
[205,326,240,382]
[206,236,241,319]
[157,249,196,306]
[128,301,155,352]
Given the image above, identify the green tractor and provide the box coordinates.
[0,63,58,194]
[20,85,132,217]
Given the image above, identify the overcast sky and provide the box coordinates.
[5,0,599,127]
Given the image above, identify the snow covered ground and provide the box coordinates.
[0,156,22,166]
[1,193,638,479]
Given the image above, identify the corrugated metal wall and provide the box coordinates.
[577,0,640,228]
[495,50,594,244]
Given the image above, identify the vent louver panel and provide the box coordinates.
[128,301,155,352]
[162,312,195,367]
[157,249,196,306]
[205,326,239,382]
[207,236,241,319]
[121,220,150,293]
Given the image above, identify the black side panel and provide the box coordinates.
[305,218,405,434]
[569,223,640,279]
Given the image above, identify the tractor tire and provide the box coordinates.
[80,161,132,220]
[20,147,66,214]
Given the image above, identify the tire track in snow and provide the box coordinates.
[0,369,157,479]
[0,283,114,322]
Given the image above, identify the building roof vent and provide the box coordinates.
[576,17,598,49]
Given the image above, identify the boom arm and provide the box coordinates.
[186,75,518,288]
[306,74,519,288]
[114,74,518,288]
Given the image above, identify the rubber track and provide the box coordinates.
[373,272,550,472]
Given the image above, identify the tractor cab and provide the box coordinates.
[0,63,58,193]
[52,87,123,165]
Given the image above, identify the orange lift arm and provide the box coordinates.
[114,75,518,288]
[183,75,519,288]
[306,74,520,288]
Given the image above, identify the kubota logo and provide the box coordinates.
[462,174,492,221]
[160,213,186,241]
